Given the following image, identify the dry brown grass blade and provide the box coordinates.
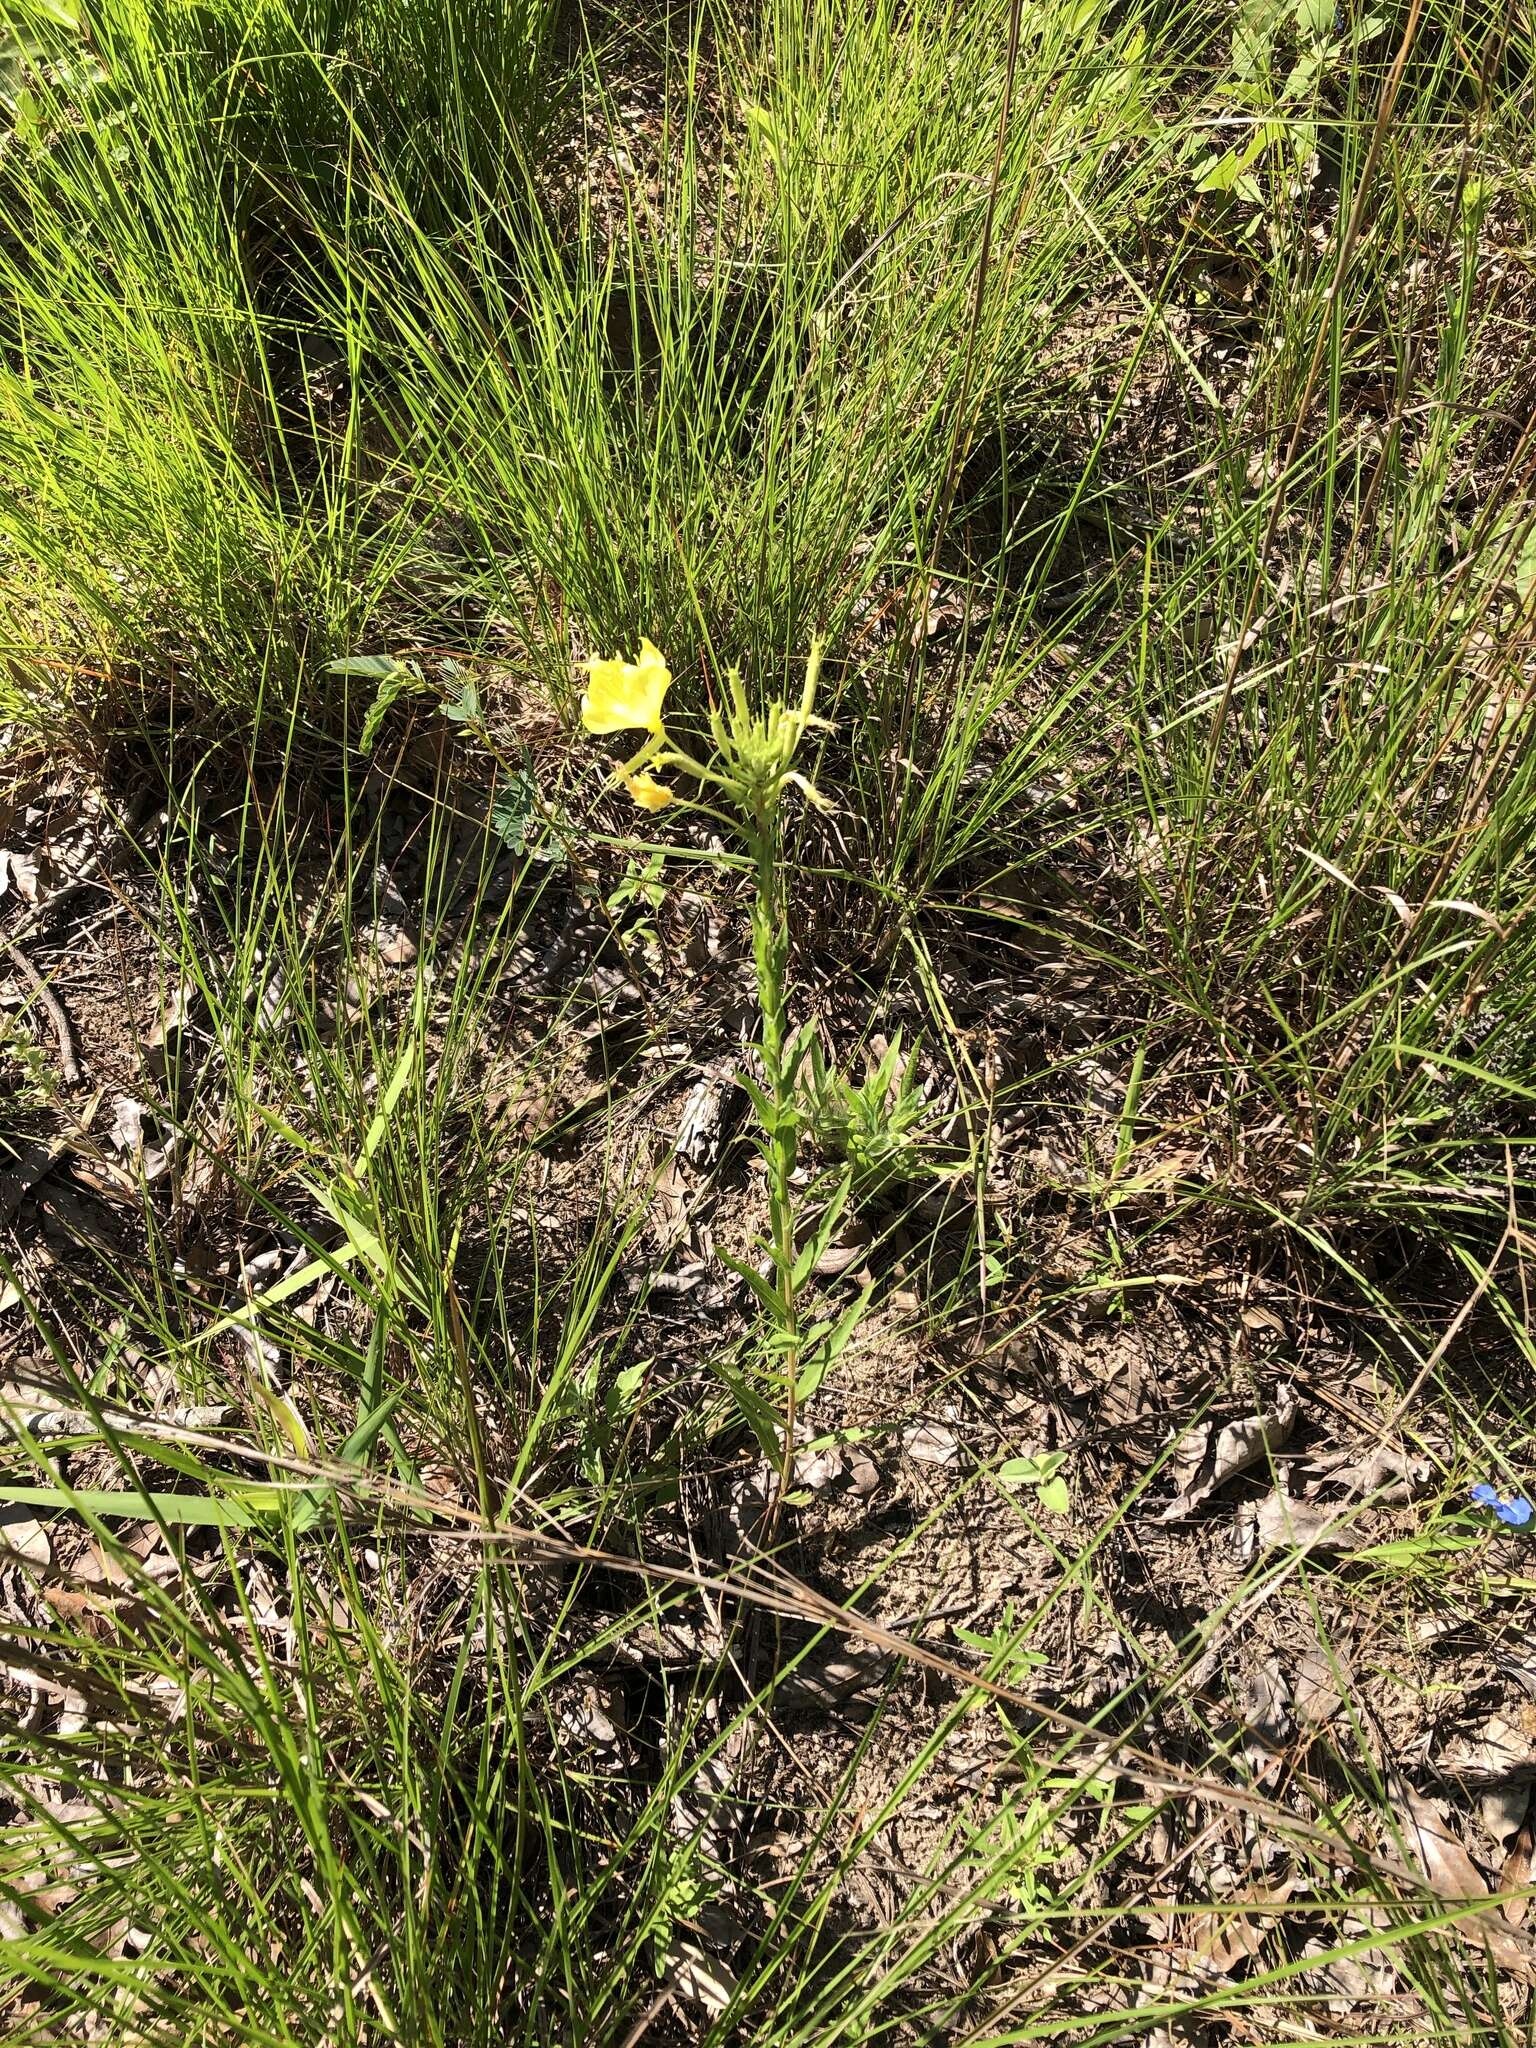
[72,1420,1496,1908]
[3,938,79,1085]
[28,1400,1533,1964]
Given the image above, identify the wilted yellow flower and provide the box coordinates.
[581,639,671,735]
[620,769,674,811]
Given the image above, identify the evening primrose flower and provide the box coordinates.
[581,639,671,736]
[580,640,676,808]
[619,768,674,811]
[580,635,831,817]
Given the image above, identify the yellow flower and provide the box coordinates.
[581,639,671,736]
[620,769,674,811]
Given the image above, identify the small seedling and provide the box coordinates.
[803,1029,935,1200]
[996,1452,1071,1516]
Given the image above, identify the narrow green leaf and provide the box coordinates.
[0,1485,280,1526]
[360,1039,420,1171]
[718,1251,787,1321]
[710,1363,782,1464]
[337,1388,406,1467]
[791,1172,855,1288]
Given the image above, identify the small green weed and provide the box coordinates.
[802,1029,939,1202]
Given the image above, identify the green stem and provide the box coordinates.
[748,804,801,1515]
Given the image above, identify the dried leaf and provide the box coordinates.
[677,1063,738,1166]
[1311,1442,1432,1504]
[662,1939,738,2017]
[368,863,416,965]
[1254,1491,1358,1555]
[144,979,197,1078]
[106,1096,174,1181]
[904,1420,961,1467]
[0,1504,50,1567]
[668,1740,746,1866]
[1291,1647,1346,1728]
[846,1443,880,1496]
[1157,1384,1299,1521]
[0,847,41,904]
[1391,1774,1536,1978]
[1239,1656,1292,1781]
[1351,1443,1433,1501]
[1442,1713,1536,1785]
[555,1683,630,1771]
[1191,1878,1296,1974]
[1499,1789,1536,1926]
[0,1135,65,1229]
[1483,1782,1533,1856]
[812,1217,872,1278]
[791,1443,847,1492]
[773,1643,894,1711]
[613,1616,729,1668]
[1240,1304,1287,1336]
[642,1258,729,1308]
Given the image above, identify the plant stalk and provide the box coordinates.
[748,803,802,1520]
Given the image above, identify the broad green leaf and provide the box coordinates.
[254,1385,311,1458]
[337,1387,405,1465]
[0,1484,280,1525]
[998,1456,1046,1485]
[200,1245,362,1342]
[492,775,540,853]
[614,1363,647,1405]
[997,1453,1066,1487]
[22,0,84,30]
[741,101,785,174]
[1283,50,1326,97]
[332,1205,392,1277]
[440,676,481,724]
[290,1390,406,1533]
[328,653,416,679]
[1194,149,1244,194]
[13,84,42,144]
[327,655,425,750]
[1511,519,1536,603]
[1037,1477,1072,1515]
[1232,0,1286,76]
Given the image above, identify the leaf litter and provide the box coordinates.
[1156,1381,1300,1521]
[1390,1773,1536,1980]
[2,763,1535,2037]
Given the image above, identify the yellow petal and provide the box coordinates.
[621,769,674,811]
[580,638,672,735]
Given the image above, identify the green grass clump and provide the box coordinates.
[0,0,553,739]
